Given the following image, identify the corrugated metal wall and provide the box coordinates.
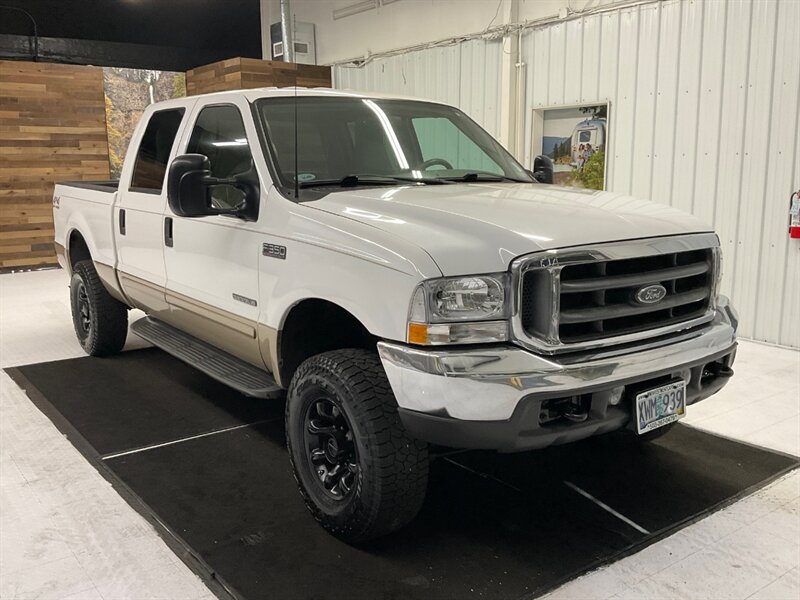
[334,38,504,139]
[333,0,800,348]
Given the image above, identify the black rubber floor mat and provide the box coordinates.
[8,349,798,600]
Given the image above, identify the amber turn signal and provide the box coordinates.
[407,322,428,345]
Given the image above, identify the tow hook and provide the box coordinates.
[703,362,734,380]
[563,402,589,423]
[540,396,590,425]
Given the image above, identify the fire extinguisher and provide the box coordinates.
[791,189,800,239]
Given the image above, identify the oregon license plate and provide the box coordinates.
[635,380,686,434]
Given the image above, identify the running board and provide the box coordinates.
[130,317,283,399]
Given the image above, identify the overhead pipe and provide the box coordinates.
[280,0,295,63]
[0,5,39,61]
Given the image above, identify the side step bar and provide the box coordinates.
[130,317,283,399]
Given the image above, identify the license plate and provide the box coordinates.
[635,380,686,434]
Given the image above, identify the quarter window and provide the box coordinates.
[130,109,184,192]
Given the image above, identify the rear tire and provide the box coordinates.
[70,260,128,356]
[286,348,429,543]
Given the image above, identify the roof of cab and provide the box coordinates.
[242,87,440,104]
[145,86,447,110]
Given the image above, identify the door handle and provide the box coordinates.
[164,217,173,248]
[119,209,126,235]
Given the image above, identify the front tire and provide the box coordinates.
[286,349,429,543]
[70,260,128,356]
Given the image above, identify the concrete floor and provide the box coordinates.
[1,268,798,599]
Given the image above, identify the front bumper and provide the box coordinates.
[378,298,738,452]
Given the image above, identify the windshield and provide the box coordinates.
[255,96,532,195]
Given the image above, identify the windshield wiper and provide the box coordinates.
[376,174,451,185]
[441,172,530,183]
[299,174,449,188]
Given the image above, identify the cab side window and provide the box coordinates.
[130,109,185,193]
[187,105,254,210]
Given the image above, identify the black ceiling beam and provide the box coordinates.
[0,34,256,72]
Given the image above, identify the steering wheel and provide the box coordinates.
[417,158,454,171]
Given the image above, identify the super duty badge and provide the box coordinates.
[262,243,287,260]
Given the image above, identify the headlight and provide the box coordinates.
[407,274,510,345]
[429,276,506,321]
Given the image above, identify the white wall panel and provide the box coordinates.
[630,3,660,200]
[333,0,799,347]
[333,38,503,138]
[757,0,800,347]
[732,0,779,341]
[519,0,799,347]
[692,0,726,228]
[649,0,681,209]
[608,6,640,192]
[670,0,703,217]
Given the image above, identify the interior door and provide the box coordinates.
[115,106,188,316]
[162,99,265,368]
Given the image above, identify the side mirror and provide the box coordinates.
[532,155,554,184]
[167,154,212,217]
[166,154,259,219]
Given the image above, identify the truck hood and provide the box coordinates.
[307,183,713,275]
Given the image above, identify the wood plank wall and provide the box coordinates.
[186,57,331,96]
[0,60,110,269]
[0,57,328,270]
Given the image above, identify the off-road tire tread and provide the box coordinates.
[286,348,429,543]
[71,260,128,356]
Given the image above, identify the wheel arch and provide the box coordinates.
[275,297,378,388]
[66,228,92,274]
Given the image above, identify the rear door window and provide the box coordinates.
[129,108,185,193]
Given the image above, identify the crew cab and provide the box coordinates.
[53,88,738,542]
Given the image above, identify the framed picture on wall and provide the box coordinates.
[530,103,609,190]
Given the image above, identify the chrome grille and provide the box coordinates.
[513,234,720,353]
[556,248,712,342]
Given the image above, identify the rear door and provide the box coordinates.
[162,97,266,368]
[115,103,192,316]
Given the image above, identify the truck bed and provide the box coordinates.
[53,180,121,271]
[58,180,119,193]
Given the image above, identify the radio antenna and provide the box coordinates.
[293,23,300,199]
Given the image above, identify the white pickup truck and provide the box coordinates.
[53,88,737,542]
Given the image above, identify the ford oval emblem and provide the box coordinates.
[635,284,667,305]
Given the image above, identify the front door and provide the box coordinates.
[162,99,266,368]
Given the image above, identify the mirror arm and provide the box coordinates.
[202,175,236,186]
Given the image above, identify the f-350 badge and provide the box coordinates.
[262,243,287,260]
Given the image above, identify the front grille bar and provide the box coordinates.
[560,262,710,293]
[560,288,709,324]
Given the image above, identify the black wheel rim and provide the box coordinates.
[303,397,358,500]
[76,281,91,340]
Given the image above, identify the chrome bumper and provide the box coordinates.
[378,298,738,423]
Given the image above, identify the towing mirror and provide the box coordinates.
[166,154,259,220]
[532,155,554,184]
